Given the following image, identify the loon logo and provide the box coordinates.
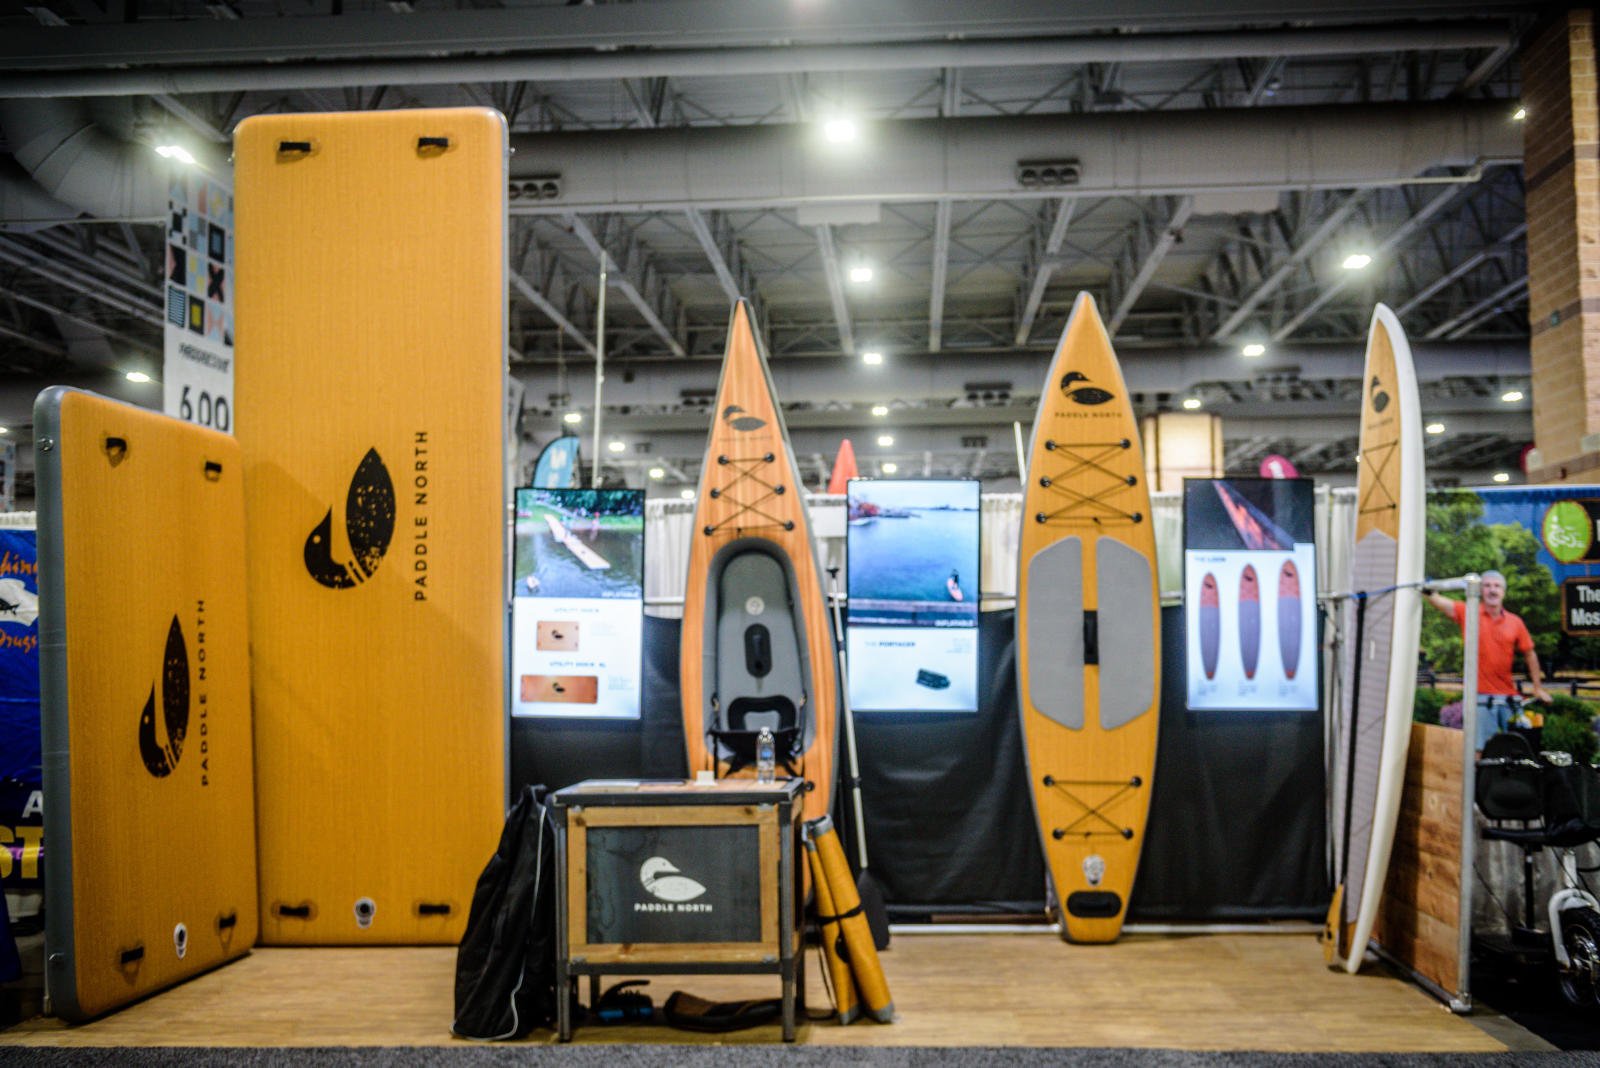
[722,405,767,432]
[0,578,38,628]
[1082,853,1106,888]
[304,447,396,589]
[1060,372,1114,406]
[640,857,707,903]
[1370,375,1390,414]
[138,615,189,778]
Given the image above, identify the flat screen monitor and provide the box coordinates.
[1183,477,1318,711]
[511,487,645,719]
[845,478,981,712]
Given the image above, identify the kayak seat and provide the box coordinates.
[709,545,809,775]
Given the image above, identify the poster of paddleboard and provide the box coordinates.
[512,488,645,719]
[846,479,980,712]
[1183,477,1318,711]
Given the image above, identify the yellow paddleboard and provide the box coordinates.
[234,108,507,944]
[1017,293,1160,943]
[34,388,258,1019]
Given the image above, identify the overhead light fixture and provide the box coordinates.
[0,427,8,435]
[848,264,874,284]
[882,462,898,475]
[607,440,626,453]
[1182,397,1201,410]
[1512,105,1527,122]
[861,350,883,365]
[1493,472,1511,483]
[648,467,664,480]
[870,404,889,417]
[125,370,152,383]
[1241,343,1266,358]
[822,117,859,144]
[1341,253,1372,271]
[877,434,894,447]
[1502,390,1524,403]
[563,411,582,425]
[154,144,196,165]
[680,488,695,499]
[1425,422,1445,435]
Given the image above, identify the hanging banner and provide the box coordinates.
[1182,477,1318,712]
[533,436,581,490]
[0,526,42,891]
[1423,486,1600,670]
[163,166,234,434]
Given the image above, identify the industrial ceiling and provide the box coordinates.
[0,0,1539,497]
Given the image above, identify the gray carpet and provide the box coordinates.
[5,1049,1600,1066]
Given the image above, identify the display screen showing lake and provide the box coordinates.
[511,488,645,719]
[846,479,980,712]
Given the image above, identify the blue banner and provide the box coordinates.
[0,527,41,891]
[532,436,580,490]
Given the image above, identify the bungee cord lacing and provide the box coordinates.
[1043,774,1143,840]
[701,452,797,537]
[1357,440,1399,517]
[1032,438,1144,527]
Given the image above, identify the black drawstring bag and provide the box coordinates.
[452,784,558,1040]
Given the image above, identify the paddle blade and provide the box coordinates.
[858,868,891,952]
[1322,884,1344,964]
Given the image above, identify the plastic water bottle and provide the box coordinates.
[756,727,776,783]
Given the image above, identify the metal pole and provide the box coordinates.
[590,252,607,488]
[1013,420,1027,482]
[1453,571,1481,1013]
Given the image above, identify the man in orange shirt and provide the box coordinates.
[1426,570,1552,749]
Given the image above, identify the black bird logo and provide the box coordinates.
[1370,375,1390,413]
[0,597,17,616]
[1060,371,1114,406]
[304,447,396,589]
[722,405,767,432]
[138,615,189,778]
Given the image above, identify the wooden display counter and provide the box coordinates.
[549,778,804,1041]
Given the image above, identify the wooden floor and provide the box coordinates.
[0,932,1515,1052]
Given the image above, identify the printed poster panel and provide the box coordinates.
[846,479,981,713]
[163,166,234,434]
[1419,487,1600,755]
[512,488,644,719]
[584,825,760,944]
[1184,478,1319,712]
[0,528,42,891]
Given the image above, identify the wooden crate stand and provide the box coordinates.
[551,779,804,1041]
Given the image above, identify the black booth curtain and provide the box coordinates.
[513,606,1327,921]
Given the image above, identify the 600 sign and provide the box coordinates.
[180,386,231,432]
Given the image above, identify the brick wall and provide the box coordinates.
[1525,10,1600,483]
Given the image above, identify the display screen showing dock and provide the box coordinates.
[512,488,645,719]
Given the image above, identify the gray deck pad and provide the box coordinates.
[1334,527,1400,925]
[1096,537,1155,730]
[1026,536,1084,730]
